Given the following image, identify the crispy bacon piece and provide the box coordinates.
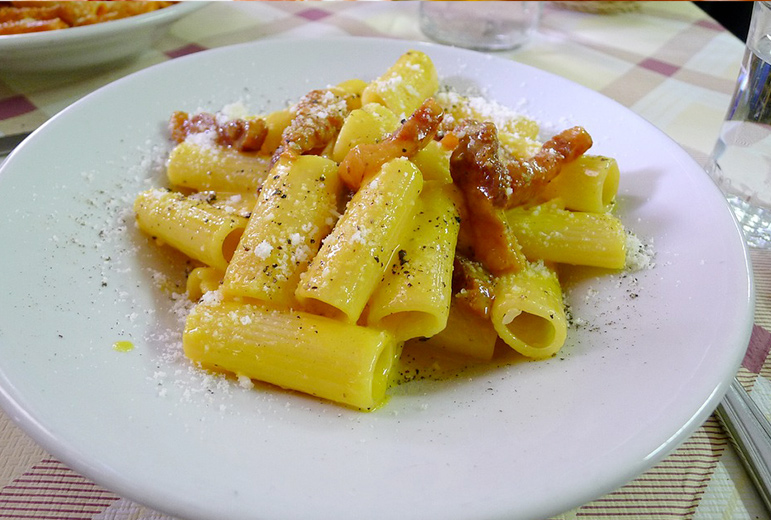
[338,98,444,190]
[169,111,267,153]
[452,256,495,319]
[460,187,526,275]
[273,88,353,162]
[450,121,592,274]
[507,125,593,207]
[450,121,592,209]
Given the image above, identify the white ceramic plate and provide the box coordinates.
[0,2,205,71]
[0,38,753,520]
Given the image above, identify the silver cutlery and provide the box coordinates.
[0,131,31,157]
[716,377,771,512]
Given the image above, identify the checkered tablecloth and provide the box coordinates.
[1,2,768,519]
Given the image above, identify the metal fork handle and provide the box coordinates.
[0,131,31,157]
[716,377,771,512]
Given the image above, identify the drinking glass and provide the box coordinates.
[419,1,542,52]
[706,1,771,248]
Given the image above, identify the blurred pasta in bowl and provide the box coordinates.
[0,1,205,71]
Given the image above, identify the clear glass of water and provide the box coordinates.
[419,1,542,52]
[706,1,771,248]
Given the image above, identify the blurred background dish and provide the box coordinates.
[0,1,205,72]
[550,1,641,14]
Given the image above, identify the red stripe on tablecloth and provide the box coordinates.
[658,453,725,460]
[1,490,115,498]
[577,512,696,517]
[0,511,95,520]
[631,466,718,476]
[165,43,207,59]
[0,496,114,504]
[624,479,709,488]
[742,324,771,374]
[2,485,114,494]
[628,475,712,482]
[296,7,330,21]
[589,498,703,505]
[694,18,726,31]
[10,478,101,485]
[0,511,99,520]
[638,58,681,77]
[0,95,36,120]
[0,460,119,519]
[0,504,106,513]
[601,490,707,496]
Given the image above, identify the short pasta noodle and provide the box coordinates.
[223,155,342,308]
[184,298,398,411]
[134,188,247,271]
[167,141,272,193]
[366,181,461,341]
[491,262,567,360]
[361,50,439,118]
[296,157,423,323]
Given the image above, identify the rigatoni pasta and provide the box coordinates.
[539,155,620,213]
[166,141,272,193]
[491,262,567,360]
[366,181,461,341]
[407,297,498,361]
[506,202,627,269]
[186,267,224,302]
[361,50,439,118]
[133,50,638,411]
[184,298,398,411]
[134,188,246,271]
[296,158,423,323]
[223,155,341,308]
[332,103,400,163]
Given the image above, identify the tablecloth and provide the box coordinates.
[0,2,767,519]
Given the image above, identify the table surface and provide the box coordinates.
[1,2,769,519]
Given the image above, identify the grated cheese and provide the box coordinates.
[253,240,273,260]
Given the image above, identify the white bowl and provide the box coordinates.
[0,2,206,72]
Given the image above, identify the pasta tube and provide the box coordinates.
[134,189,247,271]
[410,140,452,184]
[223,155,341,308]
[166,140,271,192]
[335,78,369,110]
[410,298,498,361]
[361,50,439,118]
[259,109,293,156]
[186,266,224,301]
[366,182,461,341]
[540,155,620,213]
[185,191,258,219]
[296,158,423,323]
[435,91,540,142]
[506,203,626,269]
[332,103,400,163]
[491,263,567,360]
[184,298,398,411]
